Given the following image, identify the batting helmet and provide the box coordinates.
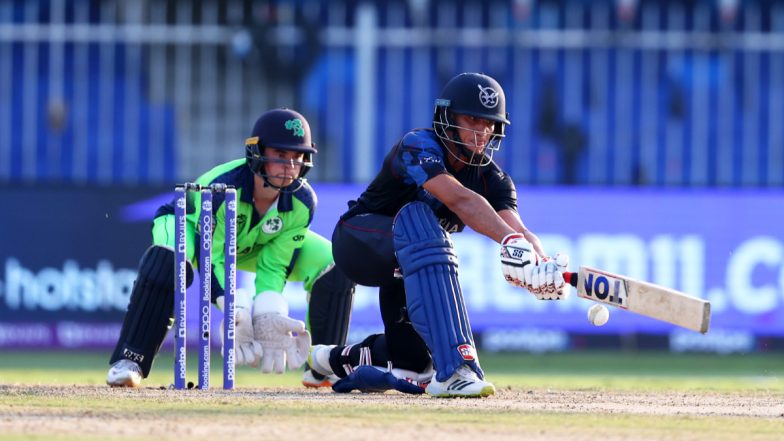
[432,72,510,166]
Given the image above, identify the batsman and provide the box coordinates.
[107,108,355,388]
[308,73,569,397]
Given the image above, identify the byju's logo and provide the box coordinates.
[477,84,499,109]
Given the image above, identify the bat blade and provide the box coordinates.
[566,266,711,334]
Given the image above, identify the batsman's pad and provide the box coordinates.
[392,201,483,382]
[307,264,355,346]
[110,245,193,377]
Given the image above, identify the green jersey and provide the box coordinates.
[153,159,326,296]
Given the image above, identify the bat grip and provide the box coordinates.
[563,271,578,287]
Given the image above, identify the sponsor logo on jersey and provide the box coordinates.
[261,216,283,234]
[419,156,441,165]
[236,213,247,232]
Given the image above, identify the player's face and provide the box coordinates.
[264,147,304,188]
[453,114,495,153]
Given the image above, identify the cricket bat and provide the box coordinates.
[563,266,711,334]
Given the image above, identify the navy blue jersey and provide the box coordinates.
[352,129,517,233]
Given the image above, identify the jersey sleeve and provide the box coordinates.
[390,131,448,187]
[485,169,518,212]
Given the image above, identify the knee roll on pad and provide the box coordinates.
[308,264,356,346]
[392,202,483,382]
[110,245,193,377]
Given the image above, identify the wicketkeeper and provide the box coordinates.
[107,108,355,388]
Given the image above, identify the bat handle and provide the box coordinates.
[563,271,578,287]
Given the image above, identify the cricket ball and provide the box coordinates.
[587,304,610,326]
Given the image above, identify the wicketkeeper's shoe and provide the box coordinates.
[307,344,336,377]
[302,369,339,388]
[106,359,143,388]
[425,365,496,398]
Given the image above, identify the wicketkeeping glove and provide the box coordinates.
[217,290,263,366]
[252,291,311,374]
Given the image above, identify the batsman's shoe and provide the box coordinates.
[425,365,495,398]
[106,359,143,388]
[302,369,339,388]
[307,344,336,377]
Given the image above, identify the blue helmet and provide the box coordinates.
[245,108,316,190]
[432,72,510,166]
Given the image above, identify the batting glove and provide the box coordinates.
[529,253,570,300]
[500,233,538,288]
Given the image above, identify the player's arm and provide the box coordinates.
[497,209,546,258]
[422,173,515,243]
[251,211,310,374]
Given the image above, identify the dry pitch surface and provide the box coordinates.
[2,385,783,441]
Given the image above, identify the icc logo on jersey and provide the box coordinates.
[262,216,283,234]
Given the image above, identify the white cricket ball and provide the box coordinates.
[587,304,610,326]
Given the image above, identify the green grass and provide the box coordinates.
[1,350,782,390]
[482,351,784,391]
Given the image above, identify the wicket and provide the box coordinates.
[174,183,237,390]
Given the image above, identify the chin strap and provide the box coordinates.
[258,174,307,194]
